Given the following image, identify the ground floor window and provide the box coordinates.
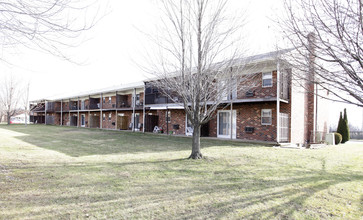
[261,109,272,125]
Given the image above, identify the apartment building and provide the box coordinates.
[30,51,329,145]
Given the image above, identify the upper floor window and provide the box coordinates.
[261,109,272,125]
[103,97,106,103]
[108,97,112,104]
[108,113,112,121]
[262,72,272,87]
[136,94,140,105]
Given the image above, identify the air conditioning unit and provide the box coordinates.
[245,127,254,133]
[245,90,255,97]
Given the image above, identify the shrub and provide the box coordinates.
[337,109,350,144]
[334,133,342,145]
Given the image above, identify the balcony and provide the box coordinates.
[46,102,55,112]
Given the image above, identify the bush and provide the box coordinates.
[334,133,342,145]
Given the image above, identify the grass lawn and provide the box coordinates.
[0,125,362,219]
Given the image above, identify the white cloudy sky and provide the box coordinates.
[0,0,361,129]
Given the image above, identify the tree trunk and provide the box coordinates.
[7,113,11,125]
[189,124,203,159]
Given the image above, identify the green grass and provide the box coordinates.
[0,125,362,219]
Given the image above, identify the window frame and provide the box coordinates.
[261,109,272,125]
[262,72,273,88]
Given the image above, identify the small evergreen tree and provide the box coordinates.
[337,109,350,144]
[337,112,343,135]
[344,108,350,142]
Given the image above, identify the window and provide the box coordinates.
[218,79,237,100]
[103,113,106,121]
[135,94,140,105]
[103,97,106,103]
[108,97,111,104]
[166,111,171,123]
[108,113,112,121]
[262,72,272,87]
[261,109,272,125]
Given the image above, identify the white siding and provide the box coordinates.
[290,73,307,144]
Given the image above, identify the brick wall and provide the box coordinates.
[102,96,117,109]
[156,109,186,135]
[62,101,69,111]
[237,71,277,100]
[101,111,116,129]
[207,102,286,142]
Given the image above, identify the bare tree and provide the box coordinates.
[0,103,4,123]
[21,82,30,126]
[278,0,363,107]
[0,0,101,60]
[0,75,22,125]
[147,0,255,159]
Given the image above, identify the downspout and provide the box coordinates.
[276,61,281,144]
[100,93,103,129]
[230,67,233,140]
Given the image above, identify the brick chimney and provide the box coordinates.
[304,32,316,144]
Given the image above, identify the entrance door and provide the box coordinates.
[185,114,193,136]
[81,114,85,127]
[217,110,236,139]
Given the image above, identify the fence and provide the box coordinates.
[350,131,363,139]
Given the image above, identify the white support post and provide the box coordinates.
[143,87,145,133]
[88,95,90,128]
[276,61,281,143]
[77,97,80,127]
[45,101,47,125]
[132,88,136,132]
[115,91,118,130]
[100,93,103,129]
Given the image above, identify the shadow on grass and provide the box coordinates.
[0,124,264,157]
[2,155,362,219]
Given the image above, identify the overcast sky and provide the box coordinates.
[0,0,361,129]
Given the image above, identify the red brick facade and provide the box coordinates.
[30,57,321,145]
